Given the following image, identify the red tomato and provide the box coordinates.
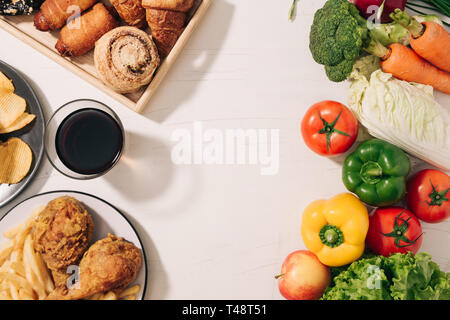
[301,101,358,156]
[366,207,423,257]
[407,169,449,223]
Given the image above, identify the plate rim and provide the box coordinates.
[0,60,45,208]
[0,189,148,300]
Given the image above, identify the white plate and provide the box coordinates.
[0,190,147,300]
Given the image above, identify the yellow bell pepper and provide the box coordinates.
[301,193,369,267]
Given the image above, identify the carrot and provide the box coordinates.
[391,10,450,72]
[411,22,450,72]
[365,41,450,94]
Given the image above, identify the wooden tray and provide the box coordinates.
[0,0,212,113]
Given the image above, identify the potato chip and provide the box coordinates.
[0,113,35,134]
[0,137,32,184]
[0,92,26,129]
[0,71,14,93]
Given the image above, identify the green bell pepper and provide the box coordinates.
[342,139,410,207]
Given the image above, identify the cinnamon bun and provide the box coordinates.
[94,26,160,93]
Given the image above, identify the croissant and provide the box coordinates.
[142,0,195,57]
[55,3,118,57]
[34,0,98,31]
[110,0,146,28]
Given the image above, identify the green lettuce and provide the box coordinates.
[321,253,450,300]
[388,253,450,300]
[322,255,392,300]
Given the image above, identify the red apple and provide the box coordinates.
[277,250,330,300]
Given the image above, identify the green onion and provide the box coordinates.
[289,0,298,21]
[406,3,450,26]
[409,0,450,17]
[408,2,438,11]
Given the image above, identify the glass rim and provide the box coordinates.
[44,99,125,180]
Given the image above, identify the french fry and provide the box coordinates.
[9,248,22,264]
[30,238,54,294]
[13,225,32,251]
[0,281,9,291]
[8,261,26,278]
[0,205,55,300]
[0,240,14,265]
[0,290,11,300]
[18,287,36,300]
[8,282,19,300]
[23,235,44,284]
[121,295,136,300]
[118,285,140,298]
[0,272,34,293]
[3,205,42,239]
[34,250,54,294]
[101,291,118,300]
[23,235,46,299]
[0,259,11,272]
[3,222,25,240]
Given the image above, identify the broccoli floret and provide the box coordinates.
[325,60,355,82]
[309,0,369,82]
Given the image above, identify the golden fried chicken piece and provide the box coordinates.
[47,234,142,300]
[34,196,94,287]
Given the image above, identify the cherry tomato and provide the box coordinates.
[366,207,423,257]
[407,169,449,223]
[301,101,358,156]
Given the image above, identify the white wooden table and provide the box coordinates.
[0,0,448,299]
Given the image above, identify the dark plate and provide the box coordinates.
[0,60,45,208]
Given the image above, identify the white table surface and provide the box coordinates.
[0,0,449,299]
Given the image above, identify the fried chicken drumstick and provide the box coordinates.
[47,234,142,300]
[33,196,94,287]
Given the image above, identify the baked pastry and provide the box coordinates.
[94,26,160,93]
[55,3,118,57]
[142,0,194,12]
[34,0,97,31]
[145,9,185,58]
[110,0,146,28]
[142,0,194,57]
